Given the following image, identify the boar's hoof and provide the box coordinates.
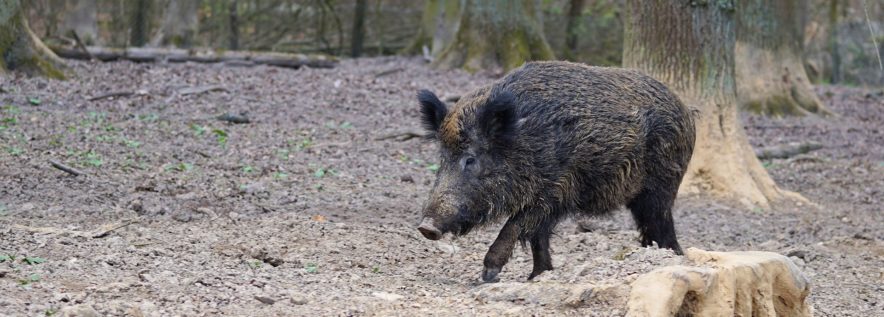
[482,267,501,283]
[527,269,550,281]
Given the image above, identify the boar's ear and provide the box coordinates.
[478,91,517,146]
[417,89,448,138]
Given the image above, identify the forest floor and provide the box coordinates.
[0,58,881,316]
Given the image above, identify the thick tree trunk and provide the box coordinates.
[350,0,367,57]
[623,0,802,208]
[59,0,99,45]
[150,0,199,48]
[407,0,554,72]
[736,0,832,116]
[129,0,151,47]
[829,0,842,84]
[0,0,66,78]
[228,0,240,50]
[563,0,586,60]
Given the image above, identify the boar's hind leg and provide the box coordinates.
[626,188,683,255]
[527,221,555,280]
[482,217,521,283]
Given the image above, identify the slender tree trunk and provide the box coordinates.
[129,0,151,47]
[735,0,832,116]
[829,0,841,84]
[150,0,200,47]
[428,0,554,72]
[623,0,802,208]
[402,0,441,55]
[350,0,367,57]
[564,0,586,60]
[60,0,99,45]
[0,0,66,78]
[228,0,239,50]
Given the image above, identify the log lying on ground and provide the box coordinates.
[755,141,822,160]
[48,45,337,69]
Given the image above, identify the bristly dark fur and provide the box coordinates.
[417,89,447,140]
[416,61,696,282]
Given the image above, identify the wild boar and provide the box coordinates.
[415,61,695,282]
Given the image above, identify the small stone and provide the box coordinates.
[60,304,99,317]
[255,296,276,305]
[436,241,460,254]
[372,291,404,301]
[290,294,308,305]
[400,175,414,183]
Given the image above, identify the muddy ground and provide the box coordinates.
[0,58,881,316]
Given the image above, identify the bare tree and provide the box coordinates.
[564,0,586,60]
[0,0,66,78]
[151,0,200,47]
[408,0,554,72]
[623,0,803,208]
[351,0,367,57]
[129,0,151,47]
[736,0,832,116]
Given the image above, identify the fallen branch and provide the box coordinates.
[50,45,337,69]
[755,142,823,160]
[374,131,424,142]
[180,85,228,96]
[88,91,135,101]
[217,112,251,124]
[12,219,138,239]
[49,160,85,176]
[90,220,138,238]
[374,67,404,78]
[69,31,96,61]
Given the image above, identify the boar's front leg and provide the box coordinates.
[482,217,521,283]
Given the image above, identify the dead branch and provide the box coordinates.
[374,131,424,141]
[180,85,229,96]
[217,112,251,124]
[374,67,404,78]
[88,91,135,101]
[69,31,96,61]
[90,220,139,238]
[755,142,823,160]
[49,160,85,176]
[49,45,337,69]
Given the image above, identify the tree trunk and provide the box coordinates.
[59,0,99,45]
[563,0,586,60]
[829,0,841,84]
[228,0,239,50]
[129,0,151,47]
[623,0,802,208]
[0,0,66,78]
[350,0,367,57]
[408,0,554,73]
[735,0,832,116]
[150,0,199,47]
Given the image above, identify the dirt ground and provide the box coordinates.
[0,58,881,316]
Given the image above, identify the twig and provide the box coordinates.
[217,112,251,124]
[374,67,404,78]
[179,85,229,96]
[88,91,134,101]
[49,160,85,176]
[90,220,138,238]
[861,0,883,74]
[69,31,96,61]
[755,142,823,160]
[374,131,424,141]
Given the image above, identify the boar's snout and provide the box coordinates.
[417,217,442,240]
